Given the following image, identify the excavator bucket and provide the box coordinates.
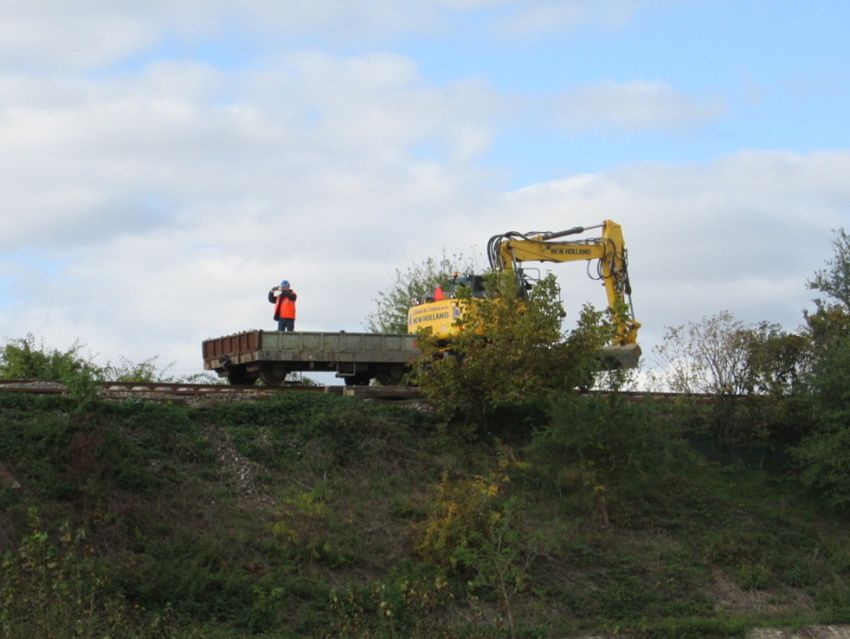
[598,343,642,370]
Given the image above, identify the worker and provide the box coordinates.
[433,284,445,300]
[268,279,297,331]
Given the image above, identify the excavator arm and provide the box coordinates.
[487,219,640,348]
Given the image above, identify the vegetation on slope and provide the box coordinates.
[1,387,849,638]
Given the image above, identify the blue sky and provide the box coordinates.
[83,1,850,186]
[1,0,848,380]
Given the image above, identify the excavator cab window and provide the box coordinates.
[452,274,487,299]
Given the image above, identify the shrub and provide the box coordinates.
[0,334,102,406]
[793,335,850,507]
[528,395,688,524]
[413,271,610,432]
[794,425,850,508]
[652,314,814,450]
[416,468,529,638]
[0,334,92,382]
[327,571,455,639]
[271,485,333,562]
[0,510,173,638]
[791,228,850,506]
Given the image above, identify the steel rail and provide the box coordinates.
[0,379,751,405]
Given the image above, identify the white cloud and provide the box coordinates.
[552,80,725,132]
[0,50,503,375]
[0,54,501,253]
[0,1,665,71]
[491,0,662,37]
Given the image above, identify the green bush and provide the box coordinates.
[794,426,850,508]
[0,334,92,382]
[527,395,690,524]
[413,271,610,432]
[793,335,850,507]
[416,468,530,638]
[0,510,173,639]
[326,565,457,639]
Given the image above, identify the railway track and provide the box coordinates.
[0,379,727,404]
[0,379,326,402]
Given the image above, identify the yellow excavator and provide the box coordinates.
[406,219,641,368]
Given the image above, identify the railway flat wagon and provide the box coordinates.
[202,330,418,386]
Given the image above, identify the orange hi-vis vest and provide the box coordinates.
[275,294,296,319]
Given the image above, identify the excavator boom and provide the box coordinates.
[487,220,639,347]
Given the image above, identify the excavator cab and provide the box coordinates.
[447,271,532,300]
[449,274,487,299]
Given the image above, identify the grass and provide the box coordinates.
[0,391,848,637]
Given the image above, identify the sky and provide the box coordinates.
[1,0,849,381]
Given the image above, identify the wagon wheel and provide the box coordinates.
[226,366,258,385]
[259,365,288,387]
[375,367,404,386]
[343,373,371,386]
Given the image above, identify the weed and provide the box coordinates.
[0,509,174,638]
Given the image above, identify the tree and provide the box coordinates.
[651,313,815,448]
[804,227,850,351]
[793,227,850,506]
[412,270,611,430]
[365,251,476,334]
[0,335,102,405]
[652,312,809,397]
[808,227,850,313]
[652,311,753,395]
[740,322,810,396]
[792,334,850,507]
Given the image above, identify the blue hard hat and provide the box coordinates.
[281,280,290,287]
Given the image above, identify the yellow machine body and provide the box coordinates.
[407,298,464,337]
